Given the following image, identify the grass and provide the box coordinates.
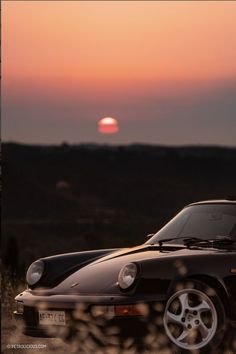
[1,270,236,354]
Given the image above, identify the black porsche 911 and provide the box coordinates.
[14,200,236,352]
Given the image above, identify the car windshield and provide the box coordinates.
[147,204,236,245]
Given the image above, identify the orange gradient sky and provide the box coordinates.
[2,1,236,145]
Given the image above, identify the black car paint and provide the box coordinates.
[14,200,236,336]
[32,248,118,289]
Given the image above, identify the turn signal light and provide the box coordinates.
[114,305,143,317]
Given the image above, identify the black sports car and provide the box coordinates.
[14,200,236,352]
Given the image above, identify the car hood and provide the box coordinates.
[39,244,222,296]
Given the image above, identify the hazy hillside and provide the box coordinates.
[2,143,236,272]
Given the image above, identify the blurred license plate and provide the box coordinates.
[39,310,66,326]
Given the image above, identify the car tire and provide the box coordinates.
[163,279,226,353]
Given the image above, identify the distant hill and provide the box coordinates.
[2,143,236,272]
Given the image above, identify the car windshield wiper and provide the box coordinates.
[184,236,236,249]
[150,236,236,250]
[149,237,202,249]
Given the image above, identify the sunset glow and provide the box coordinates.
[2,1,236,145]
[4,1,236,81]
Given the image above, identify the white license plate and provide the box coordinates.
[38,310,66,326]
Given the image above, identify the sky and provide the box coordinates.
[2,1,236,145]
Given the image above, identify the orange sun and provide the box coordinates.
[98,117,119,134]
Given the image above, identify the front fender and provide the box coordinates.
[28,248,118,289]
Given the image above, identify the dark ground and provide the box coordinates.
[2,142,236,272]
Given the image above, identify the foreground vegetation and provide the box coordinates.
[2,270,236,354]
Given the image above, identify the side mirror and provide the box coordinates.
[147,233,154,240]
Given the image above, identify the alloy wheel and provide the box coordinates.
[163,288,218,351]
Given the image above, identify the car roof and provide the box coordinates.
[187,199,236,207]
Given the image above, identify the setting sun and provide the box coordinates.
[98,117,119,134]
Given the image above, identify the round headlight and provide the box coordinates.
[118,263,137,289]
[26,260,44,286]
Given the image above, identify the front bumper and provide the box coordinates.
[15,289,167,307]
[14,290,167,338]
